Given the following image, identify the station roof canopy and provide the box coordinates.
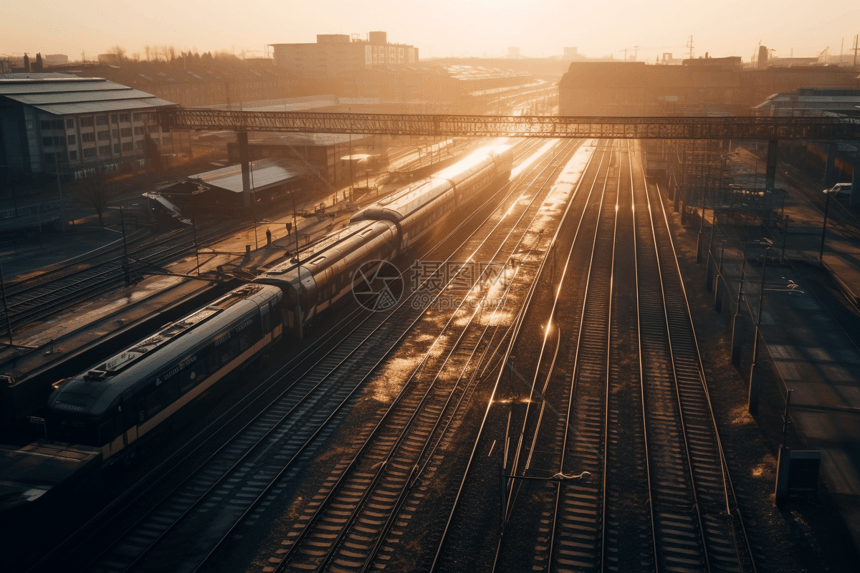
[190,158,302,194]
[0,73,175,115]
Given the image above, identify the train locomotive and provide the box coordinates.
[45,145,512,465]
[47,284,283,463]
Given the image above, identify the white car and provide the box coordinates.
[824,183,853,197]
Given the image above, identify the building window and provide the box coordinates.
[53,136,63,146]
[69,150,77,160]
[83,148,96,158]
[133,113,143,122]
[80,117,95,127]
[119,113,130,122]
[42,136,53,146]
[113,129,119,139]
[134,126,145,135]
[98,130,110,141]
[66,118,75,129]
[44,154,56,164]
[113,143,121,153]
[41,120,52,130]
[52,120,64,130]
[121,127,132,137]
[110,114,118,123]
[96,115,108,126]
[67,134,76,145]
[122,142,133,151]
[135,140,144,150]
[98,145,111,156]
[81,132,95,143]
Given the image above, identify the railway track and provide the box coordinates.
[267,139,582,573]
[427,141,755,573]
[635,146,755,572]
[1,219,245,330]
[27,138,555,573]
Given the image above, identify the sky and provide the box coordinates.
[3,0,860,63]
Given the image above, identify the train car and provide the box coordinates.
[46,284,284,465]
[256,219,399,338]
[352,145,513,251]
[437,144,513,207]
[260,145,514,339]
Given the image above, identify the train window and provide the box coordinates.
[180,370,198,394]
[146,391,165,418]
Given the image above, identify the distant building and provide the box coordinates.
[50,57,298,107]
[563,47,578,59]
[756,88,860,117]
[0,74,183,177]
[271,31,419,80]
[43,54,68,67]
[559,60,860,116]
[97,53,120,65]
[508,47,520,59]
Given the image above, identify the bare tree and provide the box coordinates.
[107,45,127,64]
[144,45,151,61]
[168,45,176,62]
[72,166,120,226]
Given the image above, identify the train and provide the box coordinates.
[45,145,513,465]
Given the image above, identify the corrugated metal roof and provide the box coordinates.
[0,75,176,115]
[192,159,301,194]
[0,77,121,95]
[32,97,175,115]
[5,88,162,105]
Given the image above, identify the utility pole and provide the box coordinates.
[54,163,66,232]
[853,34,859,68]
[687,35,694,60]
[119,203,131,285]
[348,108,354,202]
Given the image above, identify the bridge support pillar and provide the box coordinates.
[765,139,778,189]
[239,131,251,208]
[824,144,838,188]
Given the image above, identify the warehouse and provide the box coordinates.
[0,73,187,180]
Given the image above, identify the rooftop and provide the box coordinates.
[0,73,175,115]
[191,158,303,194]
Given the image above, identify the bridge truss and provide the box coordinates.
[161,108,860,140]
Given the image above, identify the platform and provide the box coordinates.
[706,149,860,550]
[0,441,102,517]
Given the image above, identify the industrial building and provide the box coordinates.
[271,31,419,80]
[559,59,860,116]
[225,130,383,192]
[158,158,307,214]
[0,73,187,178]
[59,56,300,108]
